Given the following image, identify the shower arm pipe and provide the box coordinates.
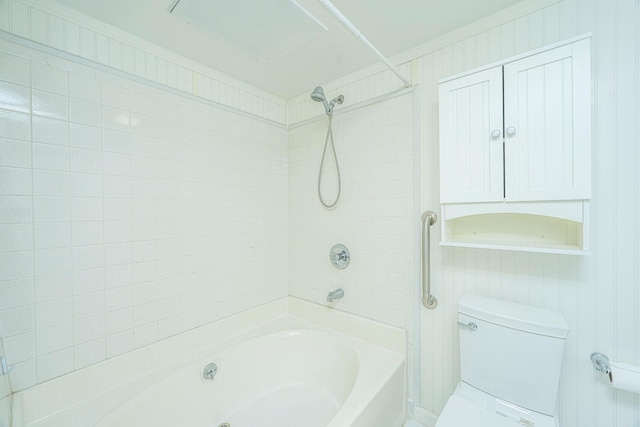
[315,0,411,88]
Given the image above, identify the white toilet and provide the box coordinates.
[435,295,569,427]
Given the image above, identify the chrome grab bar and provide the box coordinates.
[421,211,438,309]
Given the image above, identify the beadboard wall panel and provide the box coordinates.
[0,0,287,124]
[414,0,640,425]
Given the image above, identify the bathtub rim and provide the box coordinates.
[12,297,406,427]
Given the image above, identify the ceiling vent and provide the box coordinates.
[169,0,328,63]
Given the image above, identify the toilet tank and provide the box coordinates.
[458,295,569,416]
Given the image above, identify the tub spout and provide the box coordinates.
[327,288,344,303]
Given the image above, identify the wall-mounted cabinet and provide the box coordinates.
[438,36,591,255]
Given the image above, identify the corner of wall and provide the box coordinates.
[287,63,411,125]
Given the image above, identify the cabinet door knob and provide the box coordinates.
[491,129,501,138]
[506,126,517,136]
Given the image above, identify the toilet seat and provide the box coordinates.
[435,383,559,427]
[435,395,518,427]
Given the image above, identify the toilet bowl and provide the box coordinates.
[435,295,569,427]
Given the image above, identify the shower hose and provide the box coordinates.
[318,114,341,208]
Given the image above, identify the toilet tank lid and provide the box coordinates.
[458,295,569,338]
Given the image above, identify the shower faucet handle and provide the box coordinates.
[329,244,350,269]
[332,251,348,262]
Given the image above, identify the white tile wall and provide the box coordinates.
[0,36,289,391]
[288,93,415,329]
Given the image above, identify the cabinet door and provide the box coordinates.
[439,67,504,203]
[503,39,591,201]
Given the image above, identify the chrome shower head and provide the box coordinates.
[310,86,326,103]
[311,86,343,116]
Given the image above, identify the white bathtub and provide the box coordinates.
[11,298,406,427]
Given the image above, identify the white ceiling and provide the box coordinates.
[50,0,522,99]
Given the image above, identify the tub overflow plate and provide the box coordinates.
[202,363,218,380]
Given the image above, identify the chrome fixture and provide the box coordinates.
[311,86,345,208]
[327,288,344,303]
[310,86,344,116]
[202,362,218,380]
[458,321,478,331]
[591,352,611,375]
[421,211,438,309]
[1,356,13,376]
[329,244,350,269]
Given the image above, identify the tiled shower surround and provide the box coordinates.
[0,35,417,395]
[0,37,420,395]
[288,93,415,327]
[0,39,289,390]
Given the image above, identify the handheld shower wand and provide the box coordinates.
[310,86,345,208]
